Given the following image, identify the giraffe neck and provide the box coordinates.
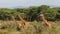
[18,15,27,24]
[18,15,29,25]
[11,16,21,26]
[40,14,49,25]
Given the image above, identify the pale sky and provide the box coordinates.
[0,0,60,8]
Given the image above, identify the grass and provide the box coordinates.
[0,21,60,34]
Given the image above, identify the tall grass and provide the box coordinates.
[0,21,60,34]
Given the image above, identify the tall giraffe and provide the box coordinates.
[11,16,22,28]
[40,12,51,28]
[18,15,29,28]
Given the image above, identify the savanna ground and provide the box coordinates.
[0,21,60,34]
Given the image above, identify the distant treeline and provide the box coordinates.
[0,5,60,21]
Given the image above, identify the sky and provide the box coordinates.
[0,0,60,8]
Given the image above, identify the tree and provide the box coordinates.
[44,8,58,21]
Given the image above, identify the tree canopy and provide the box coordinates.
[0,5,59,21]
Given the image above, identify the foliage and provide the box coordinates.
[0,5,59,21]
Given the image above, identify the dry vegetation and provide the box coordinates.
[0,21,60,34]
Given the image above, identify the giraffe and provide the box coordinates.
[11,16,22,28]
[39,11,51,28]
[18,15,29,28]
